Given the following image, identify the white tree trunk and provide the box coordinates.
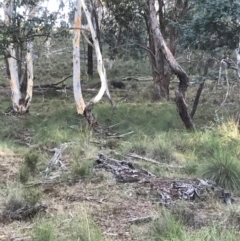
[80,0,113,107]
[25,6,37,109]
[7,44,22,111]
[73,0,86,114]
[4,1,23,112]
[235,40,240,79]
[25,41,34,108]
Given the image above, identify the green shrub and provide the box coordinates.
[4,191,24,211]
[149,212,184,241]
[24,152,39,173]
[199,152,240,191]
[19,165,30,184]
[72,160,93,181]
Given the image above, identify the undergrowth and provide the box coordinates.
[1,77,240,240]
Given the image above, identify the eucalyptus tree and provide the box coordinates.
[73,0,114,128]
[148,0,195,130]
[176,0,240,117]
[1,0,66,113]
[103,0,190,100]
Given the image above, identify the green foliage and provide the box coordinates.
[103,0,147,59]
[147,212,238,241]
[178,0,240,51]
[72,160,93,181]
[19,151,39,184]
[24,152,39,173]
[150,212,184,241]
[19,165,30,184]
[199,151,240,191]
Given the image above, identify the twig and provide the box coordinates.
[52,74,73,86]
[107,131,134,138]
[24,181,61,187]
[216,64,230,113]
[81,30,94,47]
[108,122,122,129]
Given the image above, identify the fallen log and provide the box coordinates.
[0,204,47,223]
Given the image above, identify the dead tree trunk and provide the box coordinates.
[87,36,93,76]
[148,0,195,130]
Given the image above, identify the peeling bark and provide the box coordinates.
[79,0,115,127]
[73,0,86,115]
[148,0,195,130]
[3,1,36,114]
[80,0,114,108]
[25,41,34,109]
[144,7,170,100]
[7,44,23,112]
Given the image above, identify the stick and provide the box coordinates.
[127,153,159,164]
[129,216,154,224]
[127,153,184,168]
[106,131,134,138]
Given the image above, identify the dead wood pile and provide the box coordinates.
[0,204,47,223]
[95,154,233,205]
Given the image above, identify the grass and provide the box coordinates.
[143,211,239,241]
[199,151,240,191]
[31,222,54,241]
[31,206,107,241]
[1,38,240,240]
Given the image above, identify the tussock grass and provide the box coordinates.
[31,222,54,241]
[3,187,42,211]
[31,206,107,241]
[145,211,238,241]
[199,152,240,191]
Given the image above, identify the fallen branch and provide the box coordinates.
[127,153,183,169]
[106,131,134,139]
[129,216,154,224]
[121,76,153,82]
[0,204,47,223]
[44,143,68,177]
[95,153,155,183]
[127,153,159,164]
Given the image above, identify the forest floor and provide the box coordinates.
[1,76,240,241]
[1,37,240,240]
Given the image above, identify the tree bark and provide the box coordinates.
[7,44,23,112]
[144,8,170,100]
[190,81,205,118]
[148,0,195,130]
[87,36,93,76]
[73,0,86,115]
[80,0,114,107]
[25,41,34,109]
